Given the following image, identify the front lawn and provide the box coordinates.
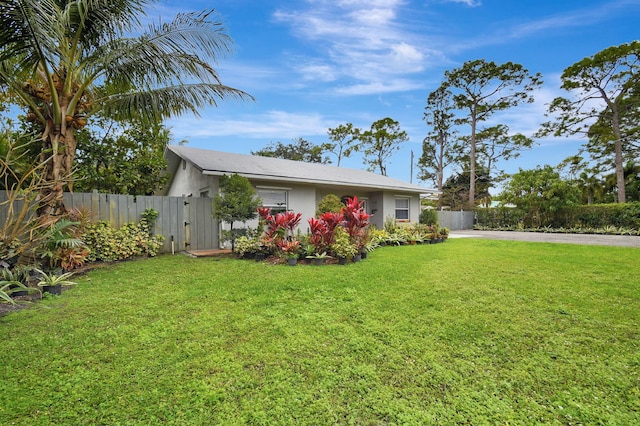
[1,239,638,424]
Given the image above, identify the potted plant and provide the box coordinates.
[440,227,450,242]
[331,227,358,265]
[1,278,41,305]
[0,267,32,297]
[306,251,331,266]
[33,268,76,295]
[279,240,301,266]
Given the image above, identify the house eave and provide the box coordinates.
[202,170,435,194]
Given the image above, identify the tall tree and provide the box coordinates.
[73,116,170,195]
[325,123,359,166]
[441,165,491,210]
[252,138,330,164]
[419,86,457,209]
[473,124,533,206]
[0,1,252,219]
[576,170,606,205]
[537,41,640,203]
[442,60,542,207]
[355,117,408,175]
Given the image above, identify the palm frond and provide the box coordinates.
[98,84,254,121]
[87,10,235,88]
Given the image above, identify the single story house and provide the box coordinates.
[163,145,436,239]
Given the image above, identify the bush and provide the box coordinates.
[419,209,438,226]
[475,207,525,229]
[475,202,640,231]
[574,202,640,229]
[83,221,164,262]
[316,194,344,216]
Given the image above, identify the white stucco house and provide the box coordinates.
[163,145,436,235]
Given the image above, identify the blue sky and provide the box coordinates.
[153,0,639,189]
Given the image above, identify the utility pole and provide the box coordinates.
[410,150,414,183]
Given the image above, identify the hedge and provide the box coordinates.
[475,202,640,230]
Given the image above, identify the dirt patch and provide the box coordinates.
[0,292,44,317]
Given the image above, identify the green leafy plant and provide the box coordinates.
[306,251,331,259]
[33,269,76,288]
[0,268,41,304]
[316,193,344,216]
[213,174,261,251]
[0,281,27,305]
[83,220,164,262]
[140,208,160,235]
[233,235,261,257]
[419,208,438,226]
[36,219,87,269]
[331,227,358,259]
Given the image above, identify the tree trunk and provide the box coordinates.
[37,116,77,218]
[614,138,626,203]
[611,105,626,203]
[469,113,477,209]
[437,138,444,210]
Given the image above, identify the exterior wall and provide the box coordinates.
[165,164,424,246]
[368,192,385,229]
[381,193,398,225]
[287,184,317,234]
[379,192,420,227]
[165,161,214,197]
[409,196,421,223]
[216,180,319,247]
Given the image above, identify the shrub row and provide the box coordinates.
[83,221,164,262]
[476,202,640,230]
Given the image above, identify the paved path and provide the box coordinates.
[449,230,640,248]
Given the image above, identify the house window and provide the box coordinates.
[257,189,288,214]
[395,198,410,221]
[341,195,368,213]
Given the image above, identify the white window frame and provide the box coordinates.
[395,197,410,221]
[257,187,288,214]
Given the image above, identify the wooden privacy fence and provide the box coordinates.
[0,191,219,253]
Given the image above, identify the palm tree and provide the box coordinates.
[0,0,253,218]
[577,171,605,205]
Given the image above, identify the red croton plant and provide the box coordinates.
[256,197,370,259]
[341,197,371,250]
[307,197,370,254]
[257,208,302,249]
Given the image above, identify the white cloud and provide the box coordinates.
[444,0,481,6]
[272,1,436,95]
[448,0,637,53]
[388,42,425,72]
[166,110,330,140]
[297,63,338,82]
[333,79,425,95]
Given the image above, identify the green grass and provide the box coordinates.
[1,239,639,425]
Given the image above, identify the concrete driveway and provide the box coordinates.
[449,230,640,248]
